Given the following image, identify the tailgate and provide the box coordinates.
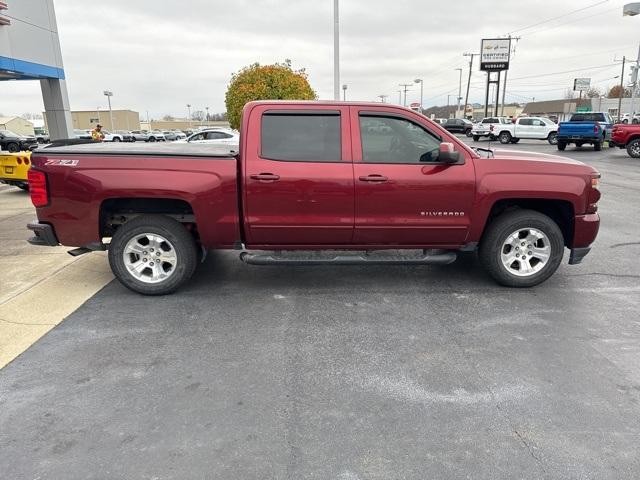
[558,122,597,137]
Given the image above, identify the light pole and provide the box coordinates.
[623,3,640,119]
[455,68,463,119]
[333,0,340,100]
[103,90,114,130]
[342,84,348,101]
[398,90,402,104]
[414,79,423,113]
[447,94,454,118]
[206,106,210,122]
[378,94,388,103]
[186,104,192,128]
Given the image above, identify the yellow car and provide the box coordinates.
[0,151,31,190]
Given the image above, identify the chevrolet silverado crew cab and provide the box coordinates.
[491,116,558,145]
[26,101,601,295]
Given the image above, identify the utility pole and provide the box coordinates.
[186,104,192,128]
[399,83,412,107]
[501,36,519,116]
[463,53,479,120]
[398,90,402,104]
[618,56,626,122]
[333,0,340,101]
[455,68,463,119]
[378,94,388,103]
[206,106,210,122]
[630,44,640,121]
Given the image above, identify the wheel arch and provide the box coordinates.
[478,198,575,248]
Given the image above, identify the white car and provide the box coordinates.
[491,116,558,145]
[182,128,239,145]
[621,113,640,124]
[471,117,511,141]
[101,130,124,142]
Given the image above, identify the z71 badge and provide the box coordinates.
[44,159,79,166]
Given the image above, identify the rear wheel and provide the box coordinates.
[627,138,640,158]
[547,132,558,145]
[479,209,564,288]
[510,138,520,144]
[148,136,156,142]
[499,132,512,144]
[108,215,198,295]
[112,137,121,142]
[557,141,566,151]
[472,135,480,142]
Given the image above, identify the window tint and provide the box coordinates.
[519,118,532,126]
[261,113,341,162]
[189,133,205,141]
[360,115,442,164]
[531,119,544,127]
[571,113,606,122]
[205,131,232,140]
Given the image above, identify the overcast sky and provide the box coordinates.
[1,0,639,119]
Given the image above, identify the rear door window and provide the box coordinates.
[261,112,341,162]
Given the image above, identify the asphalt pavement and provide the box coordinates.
[1,139,640,479]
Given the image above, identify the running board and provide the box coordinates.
[240,249,457,266]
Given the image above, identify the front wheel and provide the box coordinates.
[465,129,473,137]
[498,132,512,144]
[108,215,198,295]
[112,137,121,142]
[547,132,558,145]
[472,135,480,142]
[627,138,640,158]
[479,209,564,287]
[6,142,19,153]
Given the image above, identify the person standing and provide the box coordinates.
[91,124,105,142]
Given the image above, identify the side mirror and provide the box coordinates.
[439,142,460,163]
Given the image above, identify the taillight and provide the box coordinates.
[28,170,49,207]
[594,123,600,134]
[16,157,22,164]
[587,174,601,214]
[23,157,30,165]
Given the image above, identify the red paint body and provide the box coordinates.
[611,123,640,147]
[30,101,600,252]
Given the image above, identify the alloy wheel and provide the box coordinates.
[500,227,551,277]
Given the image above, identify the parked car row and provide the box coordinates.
[0,129,38,152]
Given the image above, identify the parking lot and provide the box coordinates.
[1,139,640,479]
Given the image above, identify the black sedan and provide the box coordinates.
[0,129,39,152]
[442,118,473,136]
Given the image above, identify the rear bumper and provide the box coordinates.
[27,221,59,247]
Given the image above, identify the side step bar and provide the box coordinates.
[240,250,457,266]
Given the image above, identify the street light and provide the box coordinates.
[378,94,388,103]
[455,68,463,119]
[623,3,640,118]
[342,84,348,101]
[186,104,192,128]
[447,94,454,118]
[205,106,210,122]
[414,79,423,113]
[103,90,114,130]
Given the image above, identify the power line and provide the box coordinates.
[520,5,620,38]
[507,0,610,35]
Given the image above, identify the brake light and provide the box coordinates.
[16,157,22,164]
[594,123,600,134]
[23,157,30,165]
[28,170,49,207]
[587,174,601,214]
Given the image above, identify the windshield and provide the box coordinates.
[0,129,21,137]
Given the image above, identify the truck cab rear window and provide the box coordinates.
[261,113,341,162]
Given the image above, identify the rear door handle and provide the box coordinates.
[250,173,280,182]
[358,174,388,183]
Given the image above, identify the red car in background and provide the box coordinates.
[611,123,640,158]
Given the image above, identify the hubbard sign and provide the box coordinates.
[480,38,511,71]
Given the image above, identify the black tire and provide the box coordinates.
[594,141,602,152]
[575,142,583,148]
[112,137,121,142]
[547,132,558,145]
[6,142,19,153]
[479,209,564,288]
[465,129,473,137]
[633,118,639,125]
[108,215,198,295]
[557,141,566,151]
[148,136,156,142]
[472,135,480,142]
[627,138,640,158]
[498,132,512,144]
[622,119,629,124]
[510,138,520,144]
[131,137,136,142]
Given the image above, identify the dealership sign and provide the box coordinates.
[480,38,511,71]
[573,78,591,91]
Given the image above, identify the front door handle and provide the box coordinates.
[358,174,388,183]
[250,173,280,182]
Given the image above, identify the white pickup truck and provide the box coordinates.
[492,116,558,145]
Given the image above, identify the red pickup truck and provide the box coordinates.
[610,123,640,158]
[26,101,601,294]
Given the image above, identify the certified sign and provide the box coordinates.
[573,78,591,91]
[480,38,511,71]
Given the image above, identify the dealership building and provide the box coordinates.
[0,0,73,140]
